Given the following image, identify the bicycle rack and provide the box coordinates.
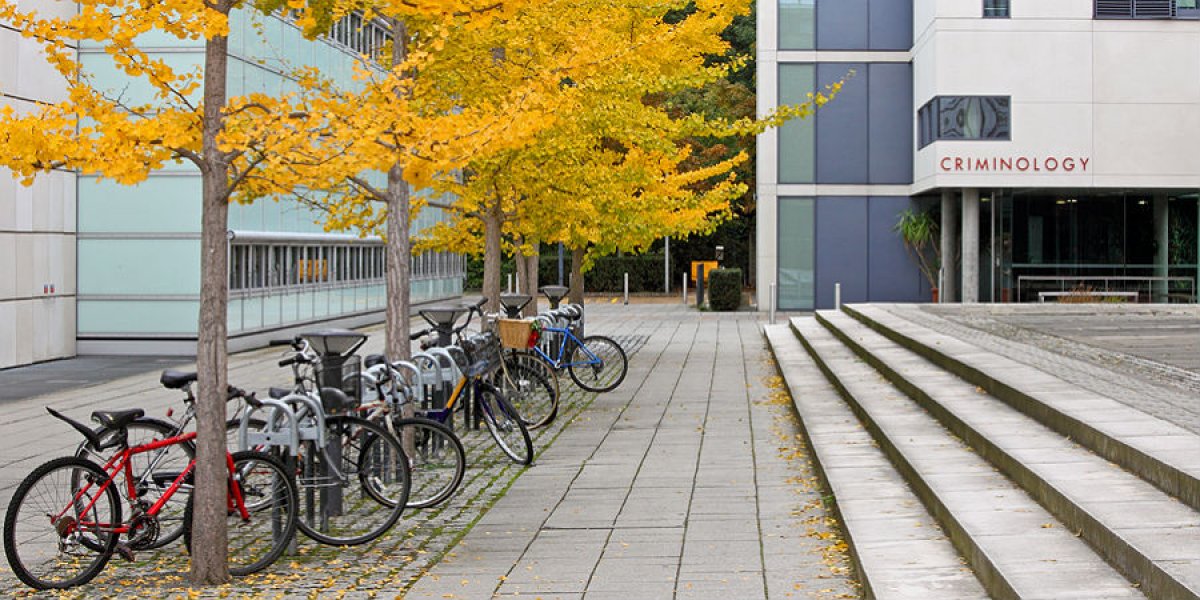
[388,360,424,412]
[237,398,301,456]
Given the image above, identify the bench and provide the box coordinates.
[1037,291,1139,303]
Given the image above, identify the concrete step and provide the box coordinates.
[817,309,1200,600]
[843,303,1200,513]
[764,324,988,600]
[789,317,1148,600]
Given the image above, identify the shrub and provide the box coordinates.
[708,268,743,311]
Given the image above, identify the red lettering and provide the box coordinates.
[975,159,989,171]
[1080,157,1090,172]
[1045,157,1059,171]
[941,157,952,171]
[999,158,1013,170]
[955,158,964,171]
[1016,157,1030,171]
[1063,158,1076,172]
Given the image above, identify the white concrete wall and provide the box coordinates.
[1,2,78,368]
[913,1,1200,192]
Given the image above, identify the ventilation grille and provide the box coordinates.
[1096,0,1177,17]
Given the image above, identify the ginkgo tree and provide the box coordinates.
[0,0,543,585]
[416,0,842,306]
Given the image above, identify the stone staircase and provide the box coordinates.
[765,306,1200,600]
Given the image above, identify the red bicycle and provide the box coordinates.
[3,395,298,590]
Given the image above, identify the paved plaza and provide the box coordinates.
[0,302,857,599]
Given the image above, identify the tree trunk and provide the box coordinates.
[481,201,503,313]
[385,165,412,364]
[514,238,528,296]
[523,242,539,317]
[191,23,232,586]
[569,246,584,305]
[384,19,412,368]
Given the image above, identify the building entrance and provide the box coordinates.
[985,190,1199,303]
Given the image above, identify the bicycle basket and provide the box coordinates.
[315,355,362,408]
[462,333,503,377]
[497,319,536,349]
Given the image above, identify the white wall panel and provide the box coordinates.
[1094,31,1200,104]
[0,302,14,368]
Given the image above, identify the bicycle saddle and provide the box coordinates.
[363,354,386,369]
[320,387,354,414]
[160,370,198,389]
[268,387,291,399]
[92,409,145,431]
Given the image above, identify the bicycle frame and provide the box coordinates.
[530,326,601,370]
[62,432,247,538]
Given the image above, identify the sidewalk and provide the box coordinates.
[0,303,857,599]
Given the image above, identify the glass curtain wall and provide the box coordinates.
[990,190,1199,303]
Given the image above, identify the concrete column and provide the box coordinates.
[1154,193,1169,303]
[961,188,980,304]
[940,190,958,303]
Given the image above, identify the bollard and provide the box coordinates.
[769,282,777,325]
[506,273,513,294]
[835,282,842,310]
[696,264,706,308]
[682,273,688,304]
[623,273,629,305]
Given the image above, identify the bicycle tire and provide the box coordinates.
[477,384,534,465]
[75,418,192,550]
[5,456,121,590]
[496,352,559,429]
[183,450,298,577]
[293,415,410,546]
[567,335,628,393]
[385,417,465,509]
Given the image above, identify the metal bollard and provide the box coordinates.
[682,273,688,304]
[696,264,706,308]
[623,273,629,305]
[835,282,842,310]
[769,282,777,325]
[507,273,513,294]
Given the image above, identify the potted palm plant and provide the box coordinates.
[894,209,941,302]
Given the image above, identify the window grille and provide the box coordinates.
[1096,0,1180,17]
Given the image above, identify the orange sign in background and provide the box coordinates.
[690,261,718,282]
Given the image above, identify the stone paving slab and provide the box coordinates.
[409,313,858,599]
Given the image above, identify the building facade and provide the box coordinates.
[2,7,464,368]
[759,0,1200,310]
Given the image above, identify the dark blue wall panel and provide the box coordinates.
[815,197,869,309]
[869,0,913,50]
[868,63,914,184]
[867,197,926,302]
[816,0,868,50]
[816,63,869,184]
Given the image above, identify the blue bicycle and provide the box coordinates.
[530,307,628,393]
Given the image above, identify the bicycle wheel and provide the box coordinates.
[294,415,410,546]
[5,456,121,590]
[183,450,298,576]
[567,335,628,393]
[477,384,534,465]
[386,417,465,509]
[497,352,559,429]
[76,418,192,550]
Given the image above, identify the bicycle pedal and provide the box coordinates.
[115,542,136,562]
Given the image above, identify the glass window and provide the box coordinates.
[778,64,816,183]
[779,0,816,50]
[917,96,1011,149]
[984,0,1010,17]
[778,198,816,310]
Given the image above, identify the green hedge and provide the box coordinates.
[466,254,670,293]
[708,268,743,311]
